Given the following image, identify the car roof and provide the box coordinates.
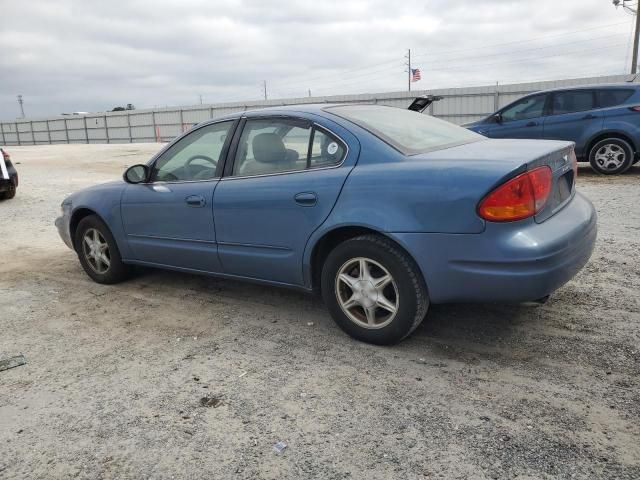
[524,82,640,95]
[209,103,384,124]
[240,103,345,116]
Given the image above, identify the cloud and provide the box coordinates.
[0,0,632,119]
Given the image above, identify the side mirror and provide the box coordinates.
[492,113,503,124]
[123,164,149,184]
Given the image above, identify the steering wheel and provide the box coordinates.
[185,155,216,180]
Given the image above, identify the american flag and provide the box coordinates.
[411,68,422,82]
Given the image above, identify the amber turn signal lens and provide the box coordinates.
[478,166,552,222]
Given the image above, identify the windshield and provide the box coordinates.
[327,105,482,155]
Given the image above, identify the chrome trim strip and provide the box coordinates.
[126,234,290,251]
[149,178,220,185]
[217,241,291,251]
[127,233,217,245]
[220,162,344,181]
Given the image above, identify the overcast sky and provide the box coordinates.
[0,0,635,119]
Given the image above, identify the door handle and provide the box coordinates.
[294,192,317,206]
[185,195,206,207]
[525,121,538,127]
[582,114,597,120]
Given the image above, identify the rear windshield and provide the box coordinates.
[326,104,482,155]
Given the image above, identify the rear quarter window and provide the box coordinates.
[597,89,635,108]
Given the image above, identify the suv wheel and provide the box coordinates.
[589,138,634,175]
[321,234,429,345]
[74,215,131,284]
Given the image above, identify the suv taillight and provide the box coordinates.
[0,148,8,161]
[478,166,552,222]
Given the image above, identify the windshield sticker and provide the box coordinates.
[327,142,339,155]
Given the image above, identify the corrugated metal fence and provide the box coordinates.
[1,74,636,146]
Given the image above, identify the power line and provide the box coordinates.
[411,20,631,58]
[415,33,626,67]
[272,23,631,93]
[308,43,628,93]
[271,58,403,90]
[423,43,628,73]
[154,22,635,106]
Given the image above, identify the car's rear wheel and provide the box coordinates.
[321,234,429,345]
[74,215,131,284]
[589,138,634,175]
[0,184,16,200]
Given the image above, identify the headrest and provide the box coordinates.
[252,133,286,163]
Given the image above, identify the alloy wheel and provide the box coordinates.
[82,228,111,274]
[594,143,626,171]
[335,257,399,329]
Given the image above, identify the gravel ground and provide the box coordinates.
[0,144,639,480]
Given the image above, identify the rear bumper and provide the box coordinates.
[393,192,597,304]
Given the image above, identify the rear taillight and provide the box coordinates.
[478,166,553,222]
[629,106,640,112]
[0,148,8,161]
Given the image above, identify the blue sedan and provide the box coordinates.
[55,104,597,344]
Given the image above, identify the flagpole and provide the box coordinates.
[407,48,411,92]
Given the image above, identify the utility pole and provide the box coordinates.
[613,0,640,73]
[263,80,267,100]
[406,49,412,92]
[198,94,203,105]
[308,88,312,97]
[633,4,640,73]
[17,95,25,118]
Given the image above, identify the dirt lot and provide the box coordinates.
[0,144,639,479]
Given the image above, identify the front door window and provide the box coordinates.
[501,94,547,122]
[152,121,233,182]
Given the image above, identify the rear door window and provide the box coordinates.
[231,118,346,177]
[551,90,595,115]
[597,89,634,108]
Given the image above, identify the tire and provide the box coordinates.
[321,234,429,345]
[74,215,131,284]
[588,138,634,175]
[0,184,15,200]
[5,184,16,198]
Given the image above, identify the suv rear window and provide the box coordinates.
[597,89,634,108]
[551,90,595,115]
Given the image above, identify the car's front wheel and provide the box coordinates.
[74,215,131,284]
[589,138,634,175]
[321,235,429,345]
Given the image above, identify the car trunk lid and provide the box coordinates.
[410,138,576,224]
